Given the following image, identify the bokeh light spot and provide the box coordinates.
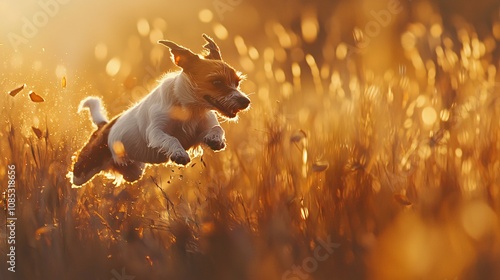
[198,9,213,23]
[274,68,286,83]
[401,32,417,51]
[301,15,318,43]
[234,36,247,55]
[422,106,437,126]
[106,57,121,77]
[430,24,442,38]
[248,46,259,60]
[137,18,150,37]
[336,43,348,60]
[213,23,228,40]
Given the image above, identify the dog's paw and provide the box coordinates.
[203,129,226,151]
[204,137,226,151]
[170,150,191,165]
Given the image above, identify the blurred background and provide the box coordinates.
[1,0,500,279]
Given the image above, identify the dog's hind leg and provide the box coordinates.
[72,118,117,186]
[72,128,112,186]
[112,161,145,183]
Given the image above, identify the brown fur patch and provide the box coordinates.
[72,117,146,186]
[72,119,116,185]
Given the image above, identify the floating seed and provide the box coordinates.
[8,84,25,96]
[29,91,45,102]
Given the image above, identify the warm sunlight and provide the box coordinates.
[1,0,500,279]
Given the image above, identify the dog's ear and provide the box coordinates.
[158,40,199,68]
[202,34,222,60]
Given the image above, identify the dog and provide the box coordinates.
[71,34,250,186]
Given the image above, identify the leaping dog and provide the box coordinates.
[72,34,250,186]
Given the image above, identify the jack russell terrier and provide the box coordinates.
[72,34,250,186]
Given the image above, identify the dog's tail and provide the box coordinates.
[78,97,109,126]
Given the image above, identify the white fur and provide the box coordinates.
[86,72,224,166]
[79,97,108,125]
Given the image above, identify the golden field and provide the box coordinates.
[1,0,500,279]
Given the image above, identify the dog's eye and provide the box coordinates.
[212,80,224,87]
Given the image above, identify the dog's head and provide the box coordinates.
[159,34,250,119]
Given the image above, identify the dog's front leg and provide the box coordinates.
[201,112,226,151]
[146,108,190,165]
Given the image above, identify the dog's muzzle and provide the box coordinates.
[204,91,250,118]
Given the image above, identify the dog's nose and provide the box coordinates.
[237,96,250,109]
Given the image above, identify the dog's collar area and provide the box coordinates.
[203,95,238,118]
